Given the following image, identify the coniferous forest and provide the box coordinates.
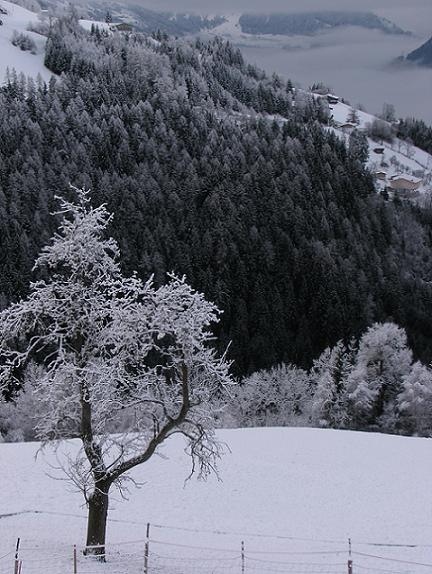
[2,14,432,382]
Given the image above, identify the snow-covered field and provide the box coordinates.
[79,19,111,33]
[0,428,431,574]
[0,0,52,83]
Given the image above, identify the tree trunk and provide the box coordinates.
[85,482,111,561]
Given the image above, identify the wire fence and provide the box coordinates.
[2,521,432,574]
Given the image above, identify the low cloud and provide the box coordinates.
[132,0,431,16]
[240,25,432,123]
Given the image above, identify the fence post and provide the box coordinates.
[73,544,78,574]
[241,541,245,574]
[14,538,20,574]
[144,523,150,574]
[348,537,353,574]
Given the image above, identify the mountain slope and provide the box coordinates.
[2,18,432,375]
[0,428,431,573]
[406,34,432,67]
[238,11,409,36]
[4,1,409,38]
[0,0,52,82]
[326,98,432,194]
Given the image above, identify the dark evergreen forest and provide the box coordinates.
[1,16,432,377]
[397,117,432,156]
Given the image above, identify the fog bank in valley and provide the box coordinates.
[131,0,432,123]
[241,27,432,124]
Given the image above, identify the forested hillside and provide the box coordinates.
[1,15,432,376]
[397,117,432,155]
[238,12,407,36]
[406,35,432,68]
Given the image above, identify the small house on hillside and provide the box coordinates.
[338,122,357,133]
[110,22,133,32]
[372,171,387,181]
[388,174,422,191]
[327,94,339,105]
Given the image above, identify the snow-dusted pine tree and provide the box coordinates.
[0,189,232,559]
[347,322,412,432]
[348,129,369,165]
[346,107,360,125]
[310,340,355,429]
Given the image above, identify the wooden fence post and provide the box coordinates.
[13,538,20,574]
[144,523,150,574]
[73,544,78,574]
[348,537,353,574]
[241,541,245,574]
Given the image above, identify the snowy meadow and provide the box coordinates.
[0,428,431,574]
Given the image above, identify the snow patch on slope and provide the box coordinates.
[210,13,241,37]
[79,19,111,33]
[0,0,52,83]
[200,13,294,49]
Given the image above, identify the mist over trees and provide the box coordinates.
[1,15,432,386]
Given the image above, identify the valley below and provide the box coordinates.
[234,28,432,123]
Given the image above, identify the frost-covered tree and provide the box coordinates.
[310,340,355,428]
[398,362,432,436]
[347,322,412,432]
[11,31,37,54]
[0,362,42,442]
[0,189,232,559]
[366,118,394,143]
[346,107,360,125]
[230,364,311,427]
[380,102,396,123]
